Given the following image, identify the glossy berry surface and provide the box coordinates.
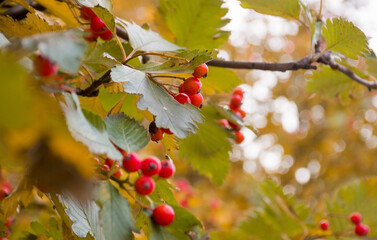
[229,94,243,110]
[152,204,175,226]
[122,153,142,172]
[182,77,202,95]
[233,88,244,98]
[0,186,11,200]
[355,224,369,236]
[34,55,58,77]
[80,7,96,20]
[101,164,110,171]
[135,176,155,195]
[151,128,164,142]
[174,93,191,104]
[192,63,208,78]
[91,16,107,33]
[233,108,246,118]
[141,157,161,176]
[189,93,203,108]
[350,212,362,225]
[235,131,245,144]
[159,160,175,178]
[320,220,329,231]
[113,169,122,178]
[228,120,240,130]
[99,30,113,40]
[162,128,173,135]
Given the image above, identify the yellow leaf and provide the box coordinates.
[161,134,179,156]
[11,0,36,13]
[79,96,107,118]
[0,13,62,37]
[34,0,80,27]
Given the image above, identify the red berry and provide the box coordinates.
[233,108,246,118]
[189,93,203,108]
[122,153,142,172]
[0,186,11,200]
[174,93,191,105]
[192,63,208,78]
[5,217,13,229]
[101,164,110,171]
[34,55,58,77]
[152,204,175,226]
[179,83,184,93]
[228,120,240,130]
[355,224,369,236]
[141,157,161,176]
[162,128,173,135]
[135,176,155,195]
[229,94,243,110]
[218,119,229,128]
[99,30,113,40]
[350,212,362,225]
[151,128,164,142]
[320,220,329,231]
[113,169,122,178]
[159,160,175,178]
[91,16,107,33]
[235,131,244,144]
[105,158,116,167]
[80,7,96,20]
[233,88,244,98]
[182,77,202,95]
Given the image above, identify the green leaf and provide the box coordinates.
[136,49,213,74]
[240,0,301,20]
[110,65,203,138]
[323,17,370,59]
[148,217,178,240]
[30,217,63,240]
[149,179,180,206]
[366,57,377,78]
[60,92,123,161]
[96,181,138,240]
[105,113,149,153]
[14,30,88,74]
[92,6,115,32]
[77,0,112,11]
[158,0,230,50]
[59,193,105,240]
[116,20,182,52]
[179,106,231,185]
[202,67,242,94]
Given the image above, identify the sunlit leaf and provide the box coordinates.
[30,217,63,240]
[159,0,229,50]
[1,177,33,217]
[110,65,203,138]
[202,67,242,94]
[34,0,79,27]
[323,17,370,59]
[240,0,301,20]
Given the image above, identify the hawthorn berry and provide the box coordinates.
[34,55,58,77]
[189,93,203,108]
[179,83,184,93]
[233,108,246,118]
[123,153,142,172]
[218,119,229,128]
[159,160,175,178]
[141,157,161,176]
[99,30,113,40]
[182,77,202,95]
[152,204,175,226]
[5,217,13,229]
[91,16,107,33]
[105,158,123,178]
[113,169,122,178]
[80,7,96,20]
[235,131,244,144]
[101,164,110,171]
[229,94,243,110]
[233,88,244,98]
[162,128,173,135]
[192,63,208,78]
[0,185,12,200]
[355,224,369,236]
[151,128,164,142]
[228,120,240,130]
[350,212,362,225]
[135,176,155,195]
[319,220,329,231]
[174,93,191,104]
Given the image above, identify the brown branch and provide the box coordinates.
[76,71,111,97]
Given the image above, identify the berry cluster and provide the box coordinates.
[80,7,113,42]
[319,212,369,237]
[0,180,13,239]
[34,55,58,77]
[148,121,173,142]
[174,64,208,107]
[218,88,246,144]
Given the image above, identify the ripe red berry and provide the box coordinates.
[162,128,173,135]
[174,93,191,105]
[99,30,113,40]
[105,158,116,168]
[189,93,203,108]
[151,128,164,142]
[192,63,208,78]
[91,16,107,33]
[159,160,175,178]
[229,94,243,110]
[233,88,244,98]
[135,176,155,195]
[152,204,175,226]
[179,83,184,93]
[34,55,58,77]
[320,220,329,231]
[4,217,13,229]
[0,186,11,200]
[101,164,110,171]
[218,119,229,128]
[113,169,122,178]
[80,7,96,20]
[228,120,240,130]
[233,108,246,118]
[122,153,142,172]
[350,212,362,225]
[235,131,244,144]
[141,157,161,176]
[355,224,369,236]
[182,77,202,95]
